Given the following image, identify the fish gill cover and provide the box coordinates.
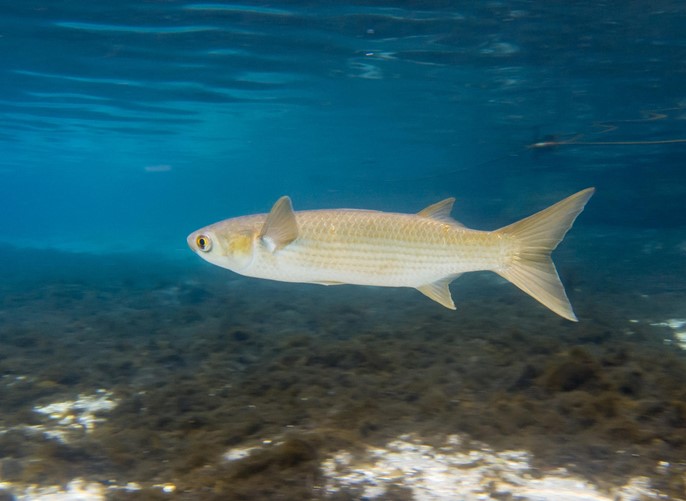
[0,1,685,500]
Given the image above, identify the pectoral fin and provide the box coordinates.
[416,274,461,310]
[260,196,299,252]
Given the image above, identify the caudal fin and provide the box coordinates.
[494,188,594,321]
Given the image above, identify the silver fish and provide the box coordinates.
[188,188,594,320]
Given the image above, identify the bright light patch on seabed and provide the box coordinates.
[0,391,678,499]
[319,434,664,501]
[0,479,107,501]
[650,318,686,350]
[32,389,118,439]
[0,390,177,499]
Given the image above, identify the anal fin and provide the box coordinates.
[416,274,461,310]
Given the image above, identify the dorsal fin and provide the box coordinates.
[417,197,462,226]
[260,196,299,252]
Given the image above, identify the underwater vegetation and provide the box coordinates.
[0,235,685,499]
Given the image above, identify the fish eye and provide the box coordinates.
[195,234,212,252]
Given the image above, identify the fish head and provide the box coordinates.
[187,215,265,272]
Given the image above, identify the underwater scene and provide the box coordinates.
[1,1,686,499]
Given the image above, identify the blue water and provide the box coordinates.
[2,1,685,252]
[1,1,686,499]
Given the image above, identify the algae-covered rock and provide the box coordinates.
[541,347,603,392]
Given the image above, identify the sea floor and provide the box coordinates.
[0,227,685,500]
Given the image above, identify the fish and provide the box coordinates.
[187,188,594,321]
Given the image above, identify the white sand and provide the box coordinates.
[320,434,663,500]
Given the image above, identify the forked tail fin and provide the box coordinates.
[494,188,595,321]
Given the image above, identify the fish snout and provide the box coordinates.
[186,232,197,252]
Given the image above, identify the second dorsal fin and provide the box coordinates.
[417,197,462,226]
